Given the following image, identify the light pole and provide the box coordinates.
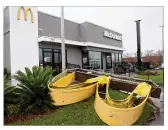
[135,20,142,70]
[61,6,66,72]
[160,25,164,66]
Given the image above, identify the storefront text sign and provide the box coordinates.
[103,30,122,41]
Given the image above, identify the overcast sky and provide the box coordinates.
[38,7,163,54]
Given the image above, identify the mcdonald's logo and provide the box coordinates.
[17,6,34,23]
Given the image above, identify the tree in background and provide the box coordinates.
[132,52,144,57]
[124,49,163,58]
[123,49,163,65]
[123,53,133,58]
[123,52,143,58]
[143,50,155,56]
[155,49,163,65]
[154,49,163,56]
[143,49,163,57]
[143,49,163,65]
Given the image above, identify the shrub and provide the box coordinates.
[4,75,10,88]
[4,75,20,116]
[137,70,160,76]
[4,68,8,76]
[4,68,11,78]
[13,66,55,114]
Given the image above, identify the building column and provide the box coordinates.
[9,7,39,85]
[111,53,114,74]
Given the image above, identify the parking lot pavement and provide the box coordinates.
[149,91,164,126]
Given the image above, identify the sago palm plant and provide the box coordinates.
[4,75,20,115]
[13,66,55,113]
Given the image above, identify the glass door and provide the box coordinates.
[43,51,52,67]
[82,51,89,69]
[53,52,62,73]
[105,53,112,69]
[40,48,67,74]
[89,51,102,70]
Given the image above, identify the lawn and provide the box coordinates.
[7,89,154,126]
[136,70,164,86]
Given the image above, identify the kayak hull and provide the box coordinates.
[48,71,151,125]
[50,72,75,88]
[94,84,150,126]
[49,83,97,106]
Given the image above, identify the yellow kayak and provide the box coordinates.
[50,71,75,88]
[48,72,99,106]
[48,71,151,125]
[94,77,151,125]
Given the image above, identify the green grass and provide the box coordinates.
[7,89,154,126]
[136,70,164,86]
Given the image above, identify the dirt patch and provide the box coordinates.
[4,109,55,125]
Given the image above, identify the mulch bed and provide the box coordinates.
[137,70,160,76]
[4,109,55,125]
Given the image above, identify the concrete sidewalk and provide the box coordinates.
[149,92,164,126]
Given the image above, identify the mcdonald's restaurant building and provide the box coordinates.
[4,7,124,84]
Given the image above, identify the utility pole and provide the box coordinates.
[61,6,66,72]
[160,25,164,65]
[135,20,142,70]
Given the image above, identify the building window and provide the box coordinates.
[43,51,53,67]
[119,53,122,62]
[115,53,119,62]
[82,51,88,69]
[39,48,67,73]
[112,53,115,62]
[106,55,112,69]
[89,51,102,70]
[54,52,61,63]
[43,48,52,51]
[39,48,43,66]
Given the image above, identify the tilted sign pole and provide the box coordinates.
[135,20,142,70]
[61,6,66,72]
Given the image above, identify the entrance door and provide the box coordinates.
[53,52,62,73]
[41,48,67,74]
[105,53,112,69]
[43,51,53,67]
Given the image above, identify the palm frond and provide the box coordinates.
[4,87,15,95]
[32,66,38,78]
[12,65,55,113]
[17,84,34,95]
[25,67,33,78]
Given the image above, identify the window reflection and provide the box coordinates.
[106,53,112,69]
[39,48,43,66]
[115,53,119,62]
[82,51,88,69]
[119,53,122,62]
[112,53,115,62]
[89,51,102,70]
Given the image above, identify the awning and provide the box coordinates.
[38,36,125,51]
[38,36,86,46]
[87,42,125,51]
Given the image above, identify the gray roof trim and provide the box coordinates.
[38,11,80,25]
[82,21,122,35]
[38,11,122,35]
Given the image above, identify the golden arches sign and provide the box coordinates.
[17,6,34,23]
